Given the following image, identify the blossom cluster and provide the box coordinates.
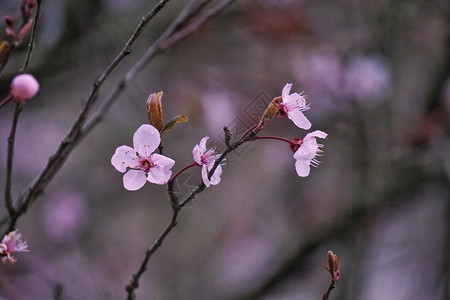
[111,83,327,191]
[279,83,328,177]
[0,230,29,264]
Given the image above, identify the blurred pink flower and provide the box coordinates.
[292,48,343,115]
[193,136,222,187]
[10,74,39,105]
[279,83,311,129]
[293,130,327,177]
[0,230,29,264]
[111,124,175,190]
[43,190,89,243]
[343,55,391,105]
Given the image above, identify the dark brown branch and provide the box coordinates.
[125,209,180,300]
[4,103,22,218]
[322,282,335,300]
[20,0,42,73]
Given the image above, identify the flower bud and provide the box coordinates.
[10,74,39,105]
[4,15,14,27]
[0,41,10,64]
[327,250,337,274]
[258,96,281,128]
[146,91,164,131]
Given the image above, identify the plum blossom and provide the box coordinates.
[0,230,29,264]
[10,74,39,105]
[111,124,175,190]
[279,83,311,129]
[342,55,391,105]
[193,136,222,187]
[293,130,327,177]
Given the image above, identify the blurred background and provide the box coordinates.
[0,0,449,299]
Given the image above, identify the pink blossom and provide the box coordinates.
[111,124,175,190]
[293,130,327,177]
[0,230,29,264]
[279,83,311,129]
[342,55,390,105]
[193,136,222,187]
[10,74,39,105]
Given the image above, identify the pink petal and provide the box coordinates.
[151,153,175,169]
[147,166,172,184]
[282,83,292,100]
[111,145,138,172]
[133,124,160,157]
[201,164,222,187]
[305,130,328,140]
[294,143,317,161]
[287,110,312,130]
[192,145,203,165]
[123,170,147,191]
[199,136,209,152]
[295,159,311,177]
[209,164,222,185]
[201,165,211,187]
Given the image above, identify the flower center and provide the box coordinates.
[139,157,154,173]
[200,148,216,166]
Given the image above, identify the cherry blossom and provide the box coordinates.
[193,136,222,187]
[0,230,29,264]
[111,124,175,190]
[293,130,327,177]
[279,83,311,130]
[10,74,39,105]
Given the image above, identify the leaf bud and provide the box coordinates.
[146,91,164,131]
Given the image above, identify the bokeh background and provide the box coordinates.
[0,0,449,299]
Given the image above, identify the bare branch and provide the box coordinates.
[20,0,42,73]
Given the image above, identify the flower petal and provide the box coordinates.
[209,164,222,185]
[111,145,139,172]
[201,164,222,187]
[192,145,203,165]
[133,124,160,157]
[294,143,317,161]
[295,159,311,177]
[305,130,328,140]
[287,109,312,130]
[282,83,292,100]
[123,170,147,191]
[147,166,172,185]
[199,136,209,151]
[151,153,175,169]
[201,165,211,187]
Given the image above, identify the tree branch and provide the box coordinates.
[4,103,22,219]
[20,0,42,73]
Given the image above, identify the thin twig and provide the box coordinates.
[4,103,22,218]
[322,282,335,300]
[125,209,180,300]
[20,0,42,73]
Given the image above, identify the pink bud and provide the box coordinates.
[10,74,39,104]
[4,15,14,27]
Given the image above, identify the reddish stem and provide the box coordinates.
[170,162,198,183]
[254,135,293,145]
[0,94,13,110]
[242,123,258,137]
